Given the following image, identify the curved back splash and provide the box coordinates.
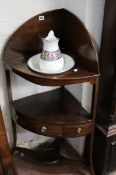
[3,9,99,74]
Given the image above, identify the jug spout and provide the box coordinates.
[42,30,59,52]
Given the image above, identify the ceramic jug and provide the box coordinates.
[39,30,64,72]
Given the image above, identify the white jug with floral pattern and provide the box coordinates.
[39,30,64,72]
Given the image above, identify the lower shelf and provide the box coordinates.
[14,139,90,175]
[14,154,90,175]
[13,88,92,138]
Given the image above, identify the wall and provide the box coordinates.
[86,0,105,47]
[0,0,65,146]
[65,0,87,24]
[0,0,105,150]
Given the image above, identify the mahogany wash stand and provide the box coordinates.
[3,9,99,175]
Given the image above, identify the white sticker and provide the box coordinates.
[39,16,44,21]
[74,68,78,72]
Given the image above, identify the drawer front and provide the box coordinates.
[17,116,92,138]
[63,124,92,137]
[18,119,63,137]
[36,124,63,137]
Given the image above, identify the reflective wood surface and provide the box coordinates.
[3,9,100,175]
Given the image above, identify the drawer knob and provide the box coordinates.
[41,126,47,133]
[77,128,82,134]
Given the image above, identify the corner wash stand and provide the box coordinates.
[3,9,99,175]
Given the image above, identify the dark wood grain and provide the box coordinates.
[64,124,92,138]
[14,149,90,175]
[89,77,99,175]
[93,1,116,174]
[3,8,100,175]
[0,158,4,175]
[3,9,99,86]
[0,107,17,175]
[13,88,92,138]
[63,10,99,73]
[5,56,98,86]
[97,0,116,124]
